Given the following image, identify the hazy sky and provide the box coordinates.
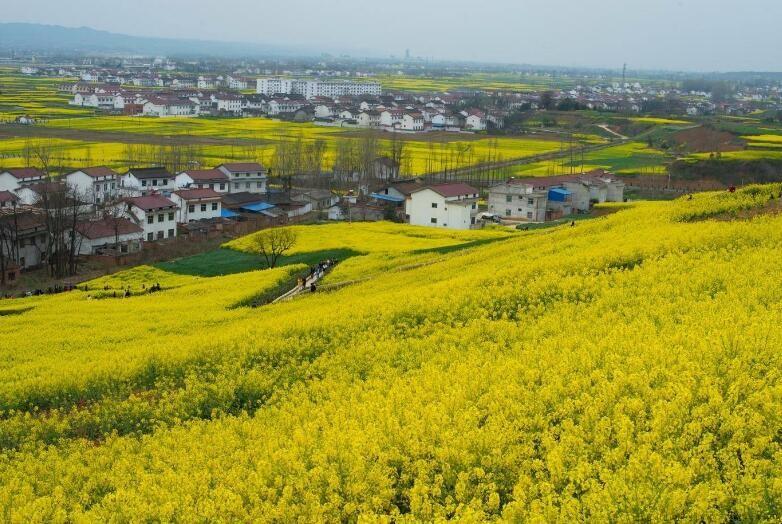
[4,0,780,72]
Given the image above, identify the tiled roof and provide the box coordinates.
[416,183,479,198]
[218,162,265,173]
[180,169,229,182]
[73,166,118,178]
[173,188,222,201]
[2,167,45,179]
[76,218,143,239]
[126,195,177,211]
[126,167,172,179]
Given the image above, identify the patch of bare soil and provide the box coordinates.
[671,126,745,153]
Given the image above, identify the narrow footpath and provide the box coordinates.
[272,259,337,303]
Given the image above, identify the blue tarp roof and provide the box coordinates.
[548,187,571,202]
[240,202,275,213]
[220,208,240,218]
[370,192,405,203]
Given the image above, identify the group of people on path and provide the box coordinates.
[297,259,338,294]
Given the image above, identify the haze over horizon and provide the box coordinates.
[3,0,781,72]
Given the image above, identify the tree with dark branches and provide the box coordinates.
[254,228,297,269]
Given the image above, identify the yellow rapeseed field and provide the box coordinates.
[3,187,782,520]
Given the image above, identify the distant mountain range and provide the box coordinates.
[0,23,327,58]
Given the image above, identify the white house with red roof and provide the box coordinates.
[407,183,480,230]
[0,168,46,193]
[401,112,424,131]
[175,169,230,193]
[74,217,144,256]
[124,195,179,242]
[170,188,222,223]
[65,166,120,205]
[464,110,487,131]
[216,162,268,194]
[380,109,404,129]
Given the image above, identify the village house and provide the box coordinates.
[488,180,548,221]
[216,162,268,194]
[170,188,222,223]
[380,109,404,129]
[0,209,48,270]
[212,93,243,114]
[74,217,144,256]
[175,168,230,193]
[0,168,46,194]
[124,194,179,242]
[142,96,198,117]
[65,166,120,205]
[121,167,175,196]
[291,189,339,211]
[0,191,19,209]
[267,98,306,116]
[401,112,424,131]
[464,109,487,131]
[407,183,480,230]
[356,110,382,128]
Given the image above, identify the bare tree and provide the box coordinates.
[0,202,21,286]
[255,228,297,268]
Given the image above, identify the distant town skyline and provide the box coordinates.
[3,0,782,72]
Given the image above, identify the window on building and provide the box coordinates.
[431,202,438,208]
[219,183,225,190]
[158,214,165,223]
[256,182,262,188]
[152,179,158,186]
[189,204,195,213]
[234,183,240,189]
[168,229,175,238]
[141,180,147,187]
[528,198,535,205]
[527,211,533,219]
[147,215,154,224]
[147,232,154,241]
[157,231,164,240]
[506,194,512,203]
[168,212,175,221]
[430,217,437,224]
[200,204,207,212]
[212,202,218,211]
[506,209,511,216]
[245,182,250,189]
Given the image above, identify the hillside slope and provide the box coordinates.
[3,189,782,520]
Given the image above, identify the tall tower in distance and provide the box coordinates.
[405,49,411,60]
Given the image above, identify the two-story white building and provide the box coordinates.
[65,166,120,205]
[125,195,179,242]
[175,168,230,193]
[170,188,222,223]
[407,183,480,230]
[464,110,487,131]
[216,163,268,194]
[122,167,175,196]
[401,112,424,131]
[0,168,46,194]
[212,93,243,114]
